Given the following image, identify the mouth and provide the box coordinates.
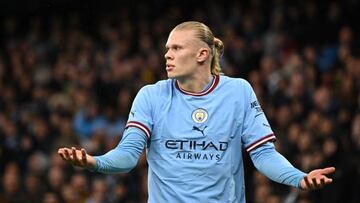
[166,64,175,71]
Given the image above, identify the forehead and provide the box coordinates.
[166,29,199,46]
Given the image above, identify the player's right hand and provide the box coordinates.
[57,147,96,169]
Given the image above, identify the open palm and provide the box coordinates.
[300,167,336,190]
[58,147,96,169]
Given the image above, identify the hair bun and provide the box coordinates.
[213,37,224,57]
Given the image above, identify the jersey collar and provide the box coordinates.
[175,75,220,96]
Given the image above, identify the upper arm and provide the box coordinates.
[240,80,276,152]
[125,86,155,139]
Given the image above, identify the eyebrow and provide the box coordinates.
[165,43,183,50]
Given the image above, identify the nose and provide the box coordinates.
[164,50,172,60]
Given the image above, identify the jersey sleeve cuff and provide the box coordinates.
[246,133,276,152]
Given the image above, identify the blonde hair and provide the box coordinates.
[173,21,224,75]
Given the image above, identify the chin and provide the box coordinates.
[167,72,177,79]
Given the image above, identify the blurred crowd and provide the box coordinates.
[0,0,359,202]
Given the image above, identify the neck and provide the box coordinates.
[177,72,213,93]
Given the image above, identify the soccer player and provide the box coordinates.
[58,21,335,203]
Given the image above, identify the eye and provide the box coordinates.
[164,45,182,53]
[173,45,182,51]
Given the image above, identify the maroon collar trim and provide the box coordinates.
[175,75,220,96]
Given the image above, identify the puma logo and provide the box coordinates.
[192,126,207,136]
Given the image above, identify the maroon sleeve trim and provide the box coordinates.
[246,134,276,152]
[125,121,151,138]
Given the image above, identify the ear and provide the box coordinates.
[197,48,210,63]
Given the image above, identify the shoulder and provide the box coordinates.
[219,75,252,90]
[138,79,173,97]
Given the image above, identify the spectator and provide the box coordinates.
[0,1,358,202]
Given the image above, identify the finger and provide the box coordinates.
[311,177,317,189]
[58,148,67,161]
[313,177,323,188]
[320,178,325,186]
[322,177,333,184]
[64,148,71,160]
[72,147,80,164]
[320,167,336,175]
[81,148,87,165]
[57,148,63,156]
[304,176,312,190]
[64,148,75,164]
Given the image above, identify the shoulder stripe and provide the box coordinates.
[125,121,151,138]
[246,134,276,152]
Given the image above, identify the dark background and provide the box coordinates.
[0,0,359,203]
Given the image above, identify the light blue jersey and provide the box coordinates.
[127,75,275,202]
[94,75,306,203]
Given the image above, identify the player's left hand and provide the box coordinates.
[300,167,336,190]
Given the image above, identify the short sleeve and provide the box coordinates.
[241,81,276,152]
[125,86,154,139]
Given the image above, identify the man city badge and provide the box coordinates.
[192,108,208,123]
